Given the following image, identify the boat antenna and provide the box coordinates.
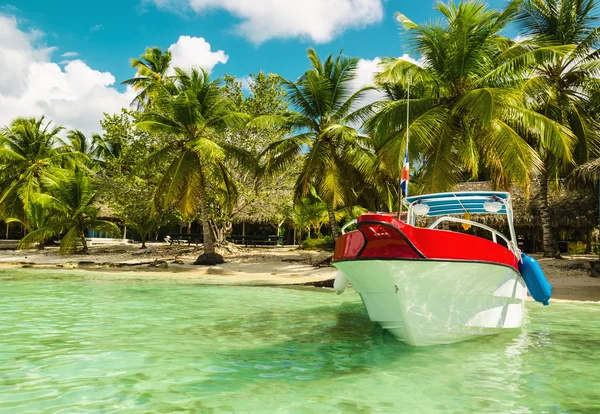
[398,76,410,217]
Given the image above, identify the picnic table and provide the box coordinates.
[165,233,203,246]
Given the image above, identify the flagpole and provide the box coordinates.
[398,77,410,217]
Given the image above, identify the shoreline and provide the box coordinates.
[0,244,338,287]
[1,243,599,302]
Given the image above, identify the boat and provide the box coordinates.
[331,191,552,346]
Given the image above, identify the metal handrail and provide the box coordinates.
[428,216,509,243]
[341,219,358,235]
[428,216,522,259]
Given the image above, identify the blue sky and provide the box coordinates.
[5,0,511,84]
[0,0,511,133]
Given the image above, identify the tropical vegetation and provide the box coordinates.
[1,0,599,260]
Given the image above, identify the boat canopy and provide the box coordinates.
[405,192,511,217]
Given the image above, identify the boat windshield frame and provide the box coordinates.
[406,192,519,257]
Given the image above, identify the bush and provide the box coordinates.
[301,236,334,250]
[567,241,600,254]
[568,241,587,254]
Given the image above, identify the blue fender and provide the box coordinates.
[519,254,552,305]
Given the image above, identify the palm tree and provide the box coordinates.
[122,47,172,109]
[5,198,61,247]
[64,130,95,156]
[136,68,252,265]
[516,0,600,257]
[62,129,125,169]
[91,134,122,162]
[60,129,104,169]
[368,1,574,196]
[289,196,327,243]
[18,169,120,254]
[260,49,374,240]
[0,117,71,214]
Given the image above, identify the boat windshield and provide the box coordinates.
[405,192,519,257]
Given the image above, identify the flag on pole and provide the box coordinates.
[400,152,409,197]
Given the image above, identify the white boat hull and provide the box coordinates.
[333,259,526,346]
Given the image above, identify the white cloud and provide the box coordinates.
[512,35,531,43]
[239,75,251,92]
[167,35,228,74]
[0,15,135,136]
[0,15,54,97]
[399,53,425,68]
[348,53,424,110]
[90,24,103,32]
[350,57,385,109]
[151,0,384,44]
[61,51,78,57]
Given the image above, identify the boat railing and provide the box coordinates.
[341,219,358,235]
[428,216,521,260]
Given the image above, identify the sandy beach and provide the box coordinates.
[1,243,599,301]
[0,243,337,286]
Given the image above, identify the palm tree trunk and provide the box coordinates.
[201,204,214,254]
[81,230,88,252]
[327,203,340,241]
[585,221,592,254]
[194,170,224,265]
[539,171,559,258]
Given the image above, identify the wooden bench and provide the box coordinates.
[227,235,283,247]
[165,233,203,246]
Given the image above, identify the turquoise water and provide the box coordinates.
[1,269,600,413]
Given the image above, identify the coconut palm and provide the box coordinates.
[136,67,253,265]
[368,1,575,196]
[0,117,71,215]
[515,0,600,257]
[91,134,122,162]
[5,198,62,247]
[260,49,374,240]
[18,169,120,254]
[64,130,95,156]
[62,129,125,168]
[122,47,172,108]
[59,129,103,170]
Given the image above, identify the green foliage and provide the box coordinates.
[0,116,75,220]
[135,67,253,255]
[516,0,600,170]
[568,241,589,254]
[261,48,374,239]
[122,47,173,109]
[369,0,575,193]
[2,4,600,256]
[96,109,178,248]
[219,72,296,229]
[101,176,165,248]
[5,198,61,240]
[17,169,120,254]
[514,0,600,256]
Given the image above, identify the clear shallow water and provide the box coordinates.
[1,269,599,413]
